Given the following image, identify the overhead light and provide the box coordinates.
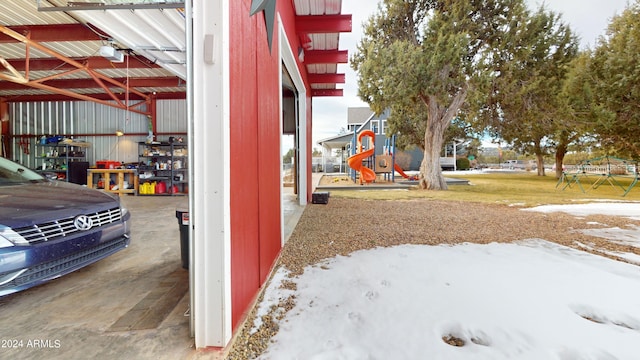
[99,45,124,63]
[115,130,124,137]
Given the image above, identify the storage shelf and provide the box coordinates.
[35,142,89,183]
[140,176,170,181]
[138,141,188,196]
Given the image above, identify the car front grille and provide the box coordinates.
[13,207,122,244]
[0,236,129,291]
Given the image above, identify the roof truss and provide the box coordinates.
[0,24,154,114]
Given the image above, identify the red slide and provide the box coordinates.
[347,130,377,184]
[394,163,410,179]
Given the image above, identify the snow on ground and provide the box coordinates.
[524,202,640,221]
[253,203,640,359]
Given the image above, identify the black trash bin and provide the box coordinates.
[175,209,189,269]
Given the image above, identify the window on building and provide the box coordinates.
[381,120,387,135]
[371,120,379,134]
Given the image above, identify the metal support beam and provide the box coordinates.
[0,24,108,43]
[295,14,352,33]
[308,73,345,84]
[4,92,185,103]
[304,50,348,64]
[312,89,343,97]
[0,77,185,90]
[37,1,185,11]
[3,56,161,71]
[0,24,151,115]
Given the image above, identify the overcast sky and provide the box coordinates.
[309,0,631,148]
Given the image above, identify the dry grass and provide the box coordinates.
[321,172,640,206]
[226,174,640,359]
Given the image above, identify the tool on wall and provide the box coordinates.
[18,137,29,155]
[1,113,8,157]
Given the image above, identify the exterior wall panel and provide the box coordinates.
[257,7,283,283]
[229,0,262,330]
[227,0,313,331]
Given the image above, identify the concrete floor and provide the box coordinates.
[0,180,311,360]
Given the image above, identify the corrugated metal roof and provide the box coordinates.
[0,1,76,25]
[0,0,185,103]
[0,0,349,101]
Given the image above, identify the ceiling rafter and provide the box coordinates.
[304,50,348,64]
[2,92,185,103]
[308,73,345,84]
[4,56,161,71]
[0,24,109,43]
[37,1,186,11]
[295,14,352,33]
[0,24,151,115]
[0,77,184,90]
[312,89,343,97]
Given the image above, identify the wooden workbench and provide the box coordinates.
[87,169,139,196]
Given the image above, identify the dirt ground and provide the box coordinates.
[226,196,640,359]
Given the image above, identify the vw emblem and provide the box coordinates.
[74,215,93,231]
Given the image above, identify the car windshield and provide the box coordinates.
[0,157,46,184]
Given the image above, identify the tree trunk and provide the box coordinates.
[531,139,545,176]
[418,90,467,190]
[535,153,545,176]
[419,126,448,190]
[555,143,568,179]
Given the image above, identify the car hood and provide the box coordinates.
[0,180,121,228]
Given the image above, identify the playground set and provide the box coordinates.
[556,155,639,196]
[347,129,417,184]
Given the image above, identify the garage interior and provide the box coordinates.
[1,0,349,357]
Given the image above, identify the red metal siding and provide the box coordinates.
[256,45,282,284]
[228,0,296,330]
[229,0,261,329]
[229,0,315,331]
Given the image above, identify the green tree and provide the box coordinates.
[352,0,530,189]
[552,51,599,178]
[282,148,295,164]
[590,2,640,159]
[483,6,579,176]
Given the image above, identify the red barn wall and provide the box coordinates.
[229,0,261,330]
[228,0,312,330]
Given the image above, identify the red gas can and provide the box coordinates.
[155,181,167,194]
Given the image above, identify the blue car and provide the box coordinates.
[0,157,131,297]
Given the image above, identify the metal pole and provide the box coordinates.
[185,0,195,338]
[453,141,457,172]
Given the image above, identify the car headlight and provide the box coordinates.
[121,207,129,218]
[0,235,14,248]
[0,226,29,247]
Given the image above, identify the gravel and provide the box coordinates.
[226,197,640,359]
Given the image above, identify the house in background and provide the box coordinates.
[318,106,463,175]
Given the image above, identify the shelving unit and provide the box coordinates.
[137,141,188,195]
[35,142,90,183]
